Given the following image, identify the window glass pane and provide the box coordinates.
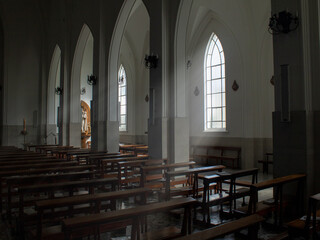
[221,78,225,92]
[121,115,126,124]
[207,109,212,121]
[216,40,223,52]
[204,33,226,130]
[206,67,211,80]
[212,94,221,107]
[207,95,212,107]
[222,93,226,107]
[212,80,221,93]
[212,66,221,78]
[120,106,126,114]
[212,47,220,66]
[208,41,214,53]
[206,81,212,94]
[212,122,222,128]
[212,108,221,121]
[121,96,126,104]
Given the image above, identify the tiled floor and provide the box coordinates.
[0,170,296,240]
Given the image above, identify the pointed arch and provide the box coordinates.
[47,45,61,125]
[108,0,149,122]
[69,23,94,147]
[70,24,93,123]
[204,33,226,130]
[118,64,127,131]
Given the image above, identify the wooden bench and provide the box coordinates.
[140,162,196,192]
[236,174,306,227]
[86,153,134,169]
[164,165,226,201]
[5,171,96,222]
[192,145,241,168]
[17,178,118,236]
[0,161,78,171]
[0,165,96,213]
[62,197,196,240]
[287,192,320,239]
[258,152,273,174]
[199,168,258,224]
[33,188,151,239]
[175,214,264,240]
[100,156,149,174]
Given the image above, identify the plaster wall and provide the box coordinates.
[185,0,274,167]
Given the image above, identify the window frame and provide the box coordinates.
[204,33,226,132]
[118,64,127,132]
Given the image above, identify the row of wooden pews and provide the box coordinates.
[0,145,311,240]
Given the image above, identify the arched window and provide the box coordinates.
[204,33,226,130]
[118,65,127,131]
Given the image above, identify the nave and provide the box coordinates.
[0,145,317,240]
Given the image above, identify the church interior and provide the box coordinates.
[0,0,319,239]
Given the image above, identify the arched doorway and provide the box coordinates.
[70,24,93,148]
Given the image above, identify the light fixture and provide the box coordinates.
[268,10,299,34]
[87,74,97,85]
[144,53,159,69]
[80,87,86,95]
[232,80,239,91]
[55,87,63,95]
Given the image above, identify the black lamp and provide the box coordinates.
[268,10,299,34]
[144,54,159,69]
[87,75,97,85]
[55,87,63,95]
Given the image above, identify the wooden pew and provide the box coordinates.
[0,165,96,213]
[5,171,96,222]
[100,156,149,174]
[86,153,134,168]
[115,159,167,189]
[164,165,226,201]
[192,145,241,168]
[199,168,258,224]
[62,197,196,240]
[174,214,264,240]
[236,174,306,227]
[27,144,58,152]
[0,157,67,166]
[287,192,320,239]
[258,152,273,174]
[0,161,78,171]
[139,162,196,191]
[17,178,118,236]
[33,188,151,239]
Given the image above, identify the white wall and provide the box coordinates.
[80,33,93,106]
[184,0,274,167]
[119,0,149,144]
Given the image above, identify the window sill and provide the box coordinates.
[203,129,228,133]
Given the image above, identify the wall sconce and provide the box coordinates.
[232,80,239,91]
[268,10,299,34]
[80,87,86,95]
[193,86,199,96]
[145,94,149,102]
[55,87,63,95]
[270,76,275,86]
[87,74,97,85]
[144,53,159,69]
